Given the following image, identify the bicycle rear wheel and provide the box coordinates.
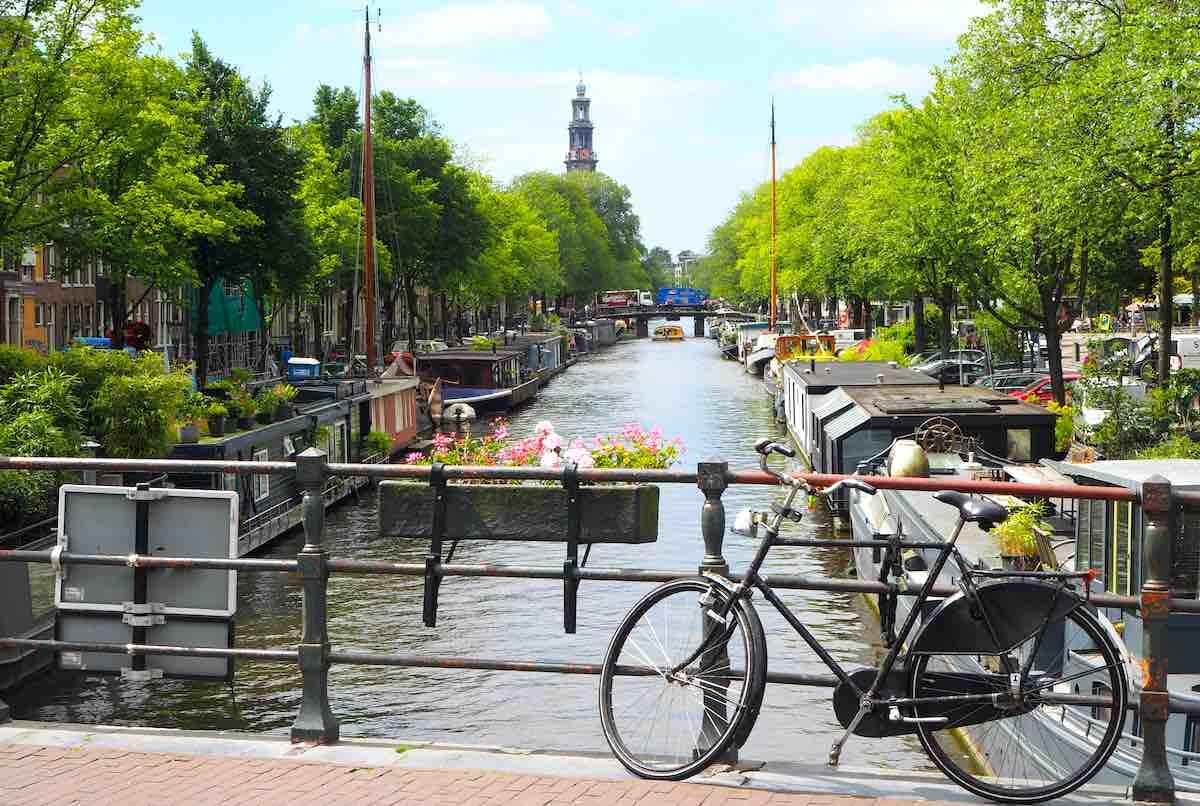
[599,579,766,780]
[910,602,1127,803]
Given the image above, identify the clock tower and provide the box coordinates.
[565,78,598,172]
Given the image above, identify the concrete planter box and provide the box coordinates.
[379,481,659,544]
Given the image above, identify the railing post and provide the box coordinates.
[697,460,736,761]
[1133,474,1174,804]
[0,696,9,723]
[290,447,340,744]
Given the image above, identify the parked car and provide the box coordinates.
[920,360,988,384]
[386,339,450,364]
[974,371,1044,394]
[827,329,866,353]
[912,350,987,375]
[1009,372,1081,404]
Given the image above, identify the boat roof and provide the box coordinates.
[784,361,936,390]
[415,350,521,362]
[1043,458,1200,492]
[839,384,1050,419]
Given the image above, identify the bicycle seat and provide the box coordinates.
[932,491,1008,529]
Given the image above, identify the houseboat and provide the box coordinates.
[652,324,686,341]
[781,362,936,468]
[725,321,771,362]
[586,319,618,347]
[414,349,539,414]
[763,334,837,408]
[170,377,378,555]
[508,332,570,386]
[366,372,421,457]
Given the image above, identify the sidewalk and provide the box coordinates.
[0,721,1143,805]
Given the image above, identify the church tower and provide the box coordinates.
[565,77,598,172]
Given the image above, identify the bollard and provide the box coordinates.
[0,697,8,723]
[1133,474,1175,804]
[696,461,736,761]
[290,448,340,744]
[1075,342,1081,363]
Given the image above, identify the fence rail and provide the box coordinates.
[0,451,1185,800]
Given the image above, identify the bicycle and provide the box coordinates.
[598,439,1129,804]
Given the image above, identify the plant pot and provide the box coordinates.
[179,423,200,444]
[237,415,254,430]
[275,404,291,422]
[256,411,272,425]
[1001,554,1037,572]
[208,415,226,437]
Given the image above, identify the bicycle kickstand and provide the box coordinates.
[828,702,869,767]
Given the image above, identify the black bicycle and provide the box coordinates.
[598,439,1128,804]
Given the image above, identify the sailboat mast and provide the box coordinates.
[362,6,377,372]
[769,102,778,331]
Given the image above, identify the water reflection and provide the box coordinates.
[8,331,930,769]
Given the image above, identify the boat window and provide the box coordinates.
[1109,501,1133,595]
[1076,497,1107,575]
[1178,507,1200,599]
[1005,428,1032,462]
[253,448,270,502]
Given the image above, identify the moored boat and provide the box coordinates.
[414,350,539,414]
[652,324,685,341]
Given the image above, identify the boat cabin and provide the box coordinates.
[775,333,835,361]
[586,319,617,347]
[652,324,686,341]
[365,375,419,457]
[809,384,1055,479]
[415,350,523,392]
[508,333,564,372]
[782,362,935,458]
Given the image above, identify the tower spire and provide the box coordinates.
[565,76,597,172]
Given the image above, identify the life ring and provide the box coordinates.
[441,403,476,423]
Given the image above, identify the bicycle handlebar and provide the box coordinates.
[756,441,877,497]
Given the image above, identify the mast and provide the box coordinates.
[769,101,778,331]
[362,6,377,372]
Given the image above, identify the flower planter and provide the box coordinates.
[207,415,226,438]
[236,415,254,430]
[1001,554,1037,572]
[275,404,291,422]
[379,481,660,544]
[179,423,200,444]
[256,411,272,425]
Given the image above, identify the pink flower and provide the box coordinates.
[535,420,555,436]
[564,446,595,468]
[540,450,563,469]
[542,433,564,451]
[404,452,423,463]
[433,432,453,450]
[492,424,509,440]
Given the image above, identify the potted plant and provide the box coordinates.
[271,383,298,420]
[206,401,229,438]
[994,502,1049,572]
[178,392,207,444]
[254,389,274,425]
[229,389,255,430]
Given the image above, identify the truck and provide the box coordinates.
[596,290,653,310]
[654,287,707,307]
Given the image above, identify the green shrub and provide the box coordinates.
[0,367,85,446]
[93,371,191,458]
[994,502,1050,557]
[1137,435,1200,460]
[363,430,392,457]
[0,410,77,529]
[0,345,47,385]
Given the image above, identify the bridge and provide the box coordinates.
[587,306,758,337]
[0,453,1190,804]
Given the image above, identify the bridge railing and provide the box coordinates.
[0,452,1186,801]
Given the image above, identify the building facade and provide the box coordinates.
[565,78,598,172]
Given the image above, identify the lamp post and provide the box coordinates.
[81,438,100,485]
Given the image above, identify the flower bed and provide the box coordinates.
[406,420,683,470]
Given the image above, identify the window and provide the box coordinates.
[1109,501,1133,595]
[1006,429,1032,462]
[41,244,55,281]
[1185,717,1200,765]
[1091,682,1113,722]
[252,448,270,501]
[34,304,43,327]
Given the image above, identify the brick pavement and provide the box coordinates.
[0,742,968,806]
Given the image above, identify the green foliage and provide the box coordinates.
[1137,435,1200,460]
[0,368,85,446]
[1045,401,1077,453]
[836,339,909,364]
[205,401,228,419]
[0,345,48,386]
[467,336,499,352]
[363,430,392,457]
[994,502,1050,558]
[92,371,191,458]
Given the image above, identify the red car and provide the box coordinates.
[1009,372,1080,404]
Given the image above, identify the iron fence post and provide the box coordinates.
[290,447,340,744]
[1133,474,1174,804]
[0,697,9,723]
[697,460,736,761]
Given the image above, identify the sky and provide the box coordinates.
[137,0,986,259]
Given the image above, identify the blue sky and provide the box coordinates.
[137,0,984,258]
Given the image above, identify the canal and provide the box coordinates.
[8,329,931,771]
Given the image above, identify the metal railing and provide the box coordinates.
[0,451,1186,801]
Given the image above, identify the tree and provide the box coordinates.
[642,247,672,290]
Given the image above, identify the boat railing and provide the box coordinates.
[0,454,1189,800]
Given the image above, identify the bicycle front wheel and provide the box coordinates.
[599,579,766,780]
[911,602,1127,803]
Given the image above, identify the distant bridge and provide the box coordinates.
[587,307,758,338]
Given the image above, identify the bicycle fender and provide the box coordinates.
[909,581,1083,655]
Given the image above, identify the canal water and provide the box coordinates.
[9,330,931,771]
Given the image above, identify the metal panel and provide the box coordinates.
[57,613,232,679]
[55,485,239,617]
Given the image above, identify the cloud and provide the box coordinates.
[777,0,986,42]
[558,0,641,39]
[316,1,553,49]
[774,58,932,93]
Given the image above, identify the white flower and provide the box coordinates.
[563,446,595,468]
[535,420,555,436]
[542,432,564,451]
[539,450,563,469]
